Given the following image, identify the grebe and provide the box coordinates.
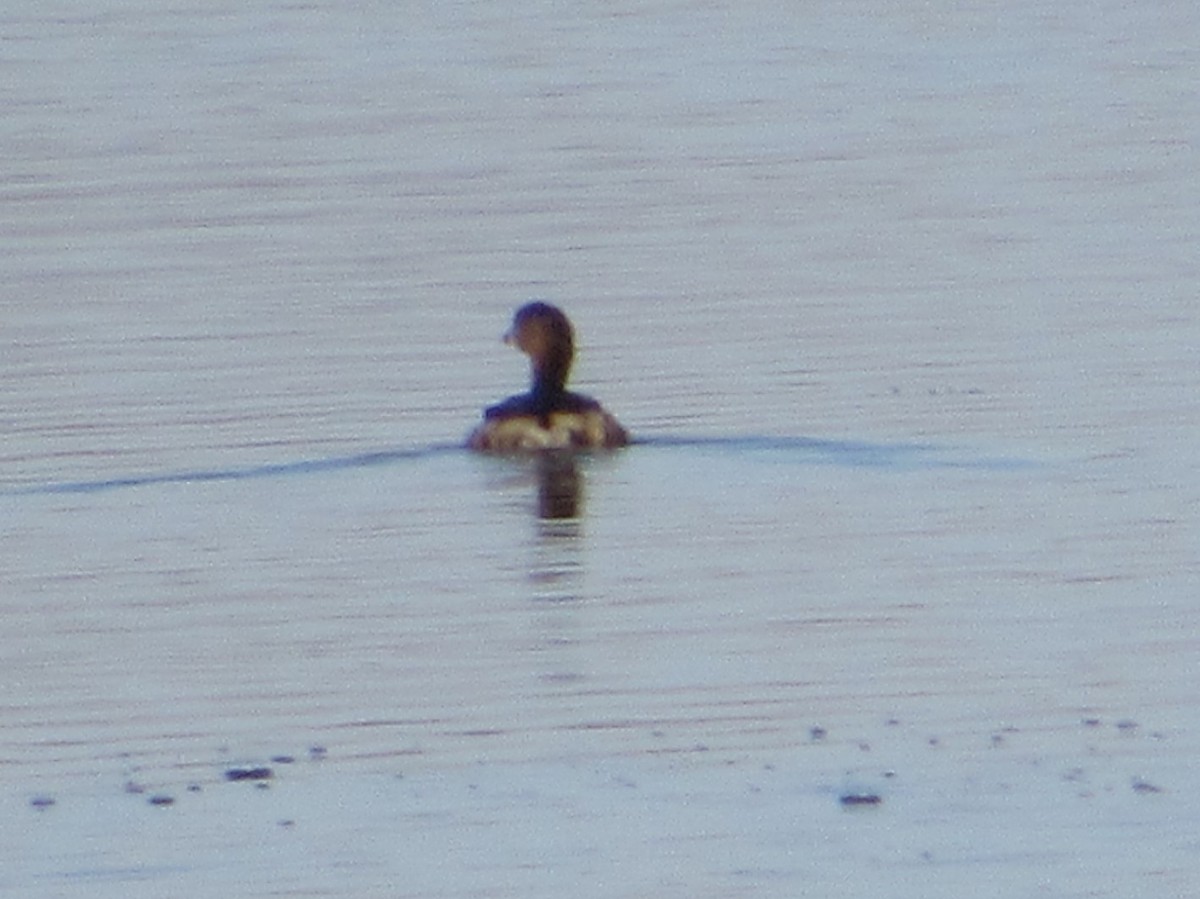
[467,302,629,452]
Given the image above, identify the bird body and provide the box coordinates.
[467,303,628,452]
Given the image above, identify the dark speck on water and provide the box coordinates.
[1131,779,1163,795]
[225,767,274,782]
[840,793,883,808]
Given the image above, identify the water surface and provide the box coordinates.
[3,1,1199,896]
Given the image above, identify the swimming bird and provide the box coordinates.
[467,302,629,452]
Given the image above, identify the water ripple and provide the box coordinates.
[3,435,1032,498]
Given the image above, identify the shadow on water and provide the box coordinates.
[2,435,1033,499]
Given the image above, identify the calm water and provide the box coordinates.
[3,1,1199,896]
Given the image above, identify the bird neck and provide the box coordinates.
[531,347,571,400]
[530,375,566,413]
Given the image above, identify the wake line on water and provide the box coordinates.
[636,435,1035,472]
[1,444,464,497]
[2,436,1032,497]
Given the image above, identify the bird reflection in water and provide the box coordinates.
[535,450,583,522]
[527,452,586,685]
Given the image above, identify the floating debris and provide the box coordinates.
[225,767,274,782]
[839,793,883,808]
